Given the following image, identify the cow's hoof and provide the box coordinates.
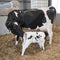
[15,41,18,45]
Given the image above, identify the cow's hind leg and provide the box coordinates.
[48,29,53,45]
[15,35,19,45]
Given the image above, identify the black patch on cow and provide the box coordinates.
[46,7,56,23]
[35,35,41,41]
[5,18,13,30]
[42,16,46,23]
[22,9,46,29]
[28,35,33,39]
[36,36,40,38]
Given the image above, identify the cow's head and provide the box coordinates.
[5,10,25,37]
[5,17,24,37]
[5,10,24,29]
[10,23,24,37]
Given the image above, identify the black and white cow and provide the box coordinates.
[5,6,56,45]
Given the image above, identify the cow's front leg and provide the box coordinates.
[48,29,53,45]
[15,35,19,45]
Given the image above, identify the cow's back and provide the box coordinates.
[22,9,45,29]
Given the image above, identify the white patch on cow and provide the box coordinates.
[14,11,18,17]
[35,26,40,30]
[35,26,47,32]
[14,22,18,25]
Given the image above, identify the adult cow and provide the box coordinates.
[5,6,56,45]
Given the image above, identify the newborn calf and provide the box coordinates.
[21,32,45,56]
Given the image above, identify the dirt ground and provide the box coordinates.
[0,25,60,60]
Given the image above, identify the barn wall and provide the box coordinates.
[0,0,24,10]
[31,0,48,9]
[54,14,60,25]
[0,16,10,35]
[23,0,31,9]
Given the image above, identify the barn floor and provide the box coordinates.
[0,25,60,60]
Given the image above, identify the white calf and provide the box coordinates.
[21,32,45,56]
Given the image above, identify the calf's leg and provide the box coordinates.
[38,38,45,50]
[21,40,32,56]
